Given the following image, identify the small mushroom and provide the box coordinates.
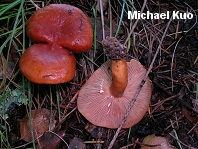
[19,4,93,84]
[77,37,152,128]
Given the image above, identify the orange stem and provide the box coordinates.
[109,60,128,98]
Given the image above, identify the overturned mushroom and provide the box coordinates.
[19,4,93,84]
[77,37,152,128]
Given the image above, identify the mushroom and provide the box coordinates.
[77,37,152,128]
[19,4,93,84]
[19,44,76,84]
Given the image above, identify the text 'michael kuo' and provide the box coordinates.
[128,11,193,20]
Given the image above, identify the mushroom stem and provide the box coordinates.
[102,36,128,98]
[109,60,128,97]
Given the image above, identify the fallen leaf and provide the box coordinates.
[182,106,198,141]
[85,122,106,139]
[182,106,196,123]
[36,130,66,149]
[141,134,176,149]
[69,137,86,149]
[19,108,56,142]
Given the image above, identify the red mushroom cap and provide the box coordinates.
[19,43,76,84]
[26,4,93,53]
[77,59,152,128]
[19,4,93,84]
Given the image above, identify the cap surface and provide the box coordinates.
[26,4,93,53]
[19,43,76,84]
[77,59,152,128]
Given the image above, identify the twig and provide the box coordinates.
[48,130,70,149]
[107,14,173,149]
[99,0,105,40]
[0,54,7,93]
[169,132,190,148]
[187,121,198,134]
[109,0,112,37]
[170,119,182,149]
[29,0,40,10]
[123,0,147,47]
[55,106,77,129]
